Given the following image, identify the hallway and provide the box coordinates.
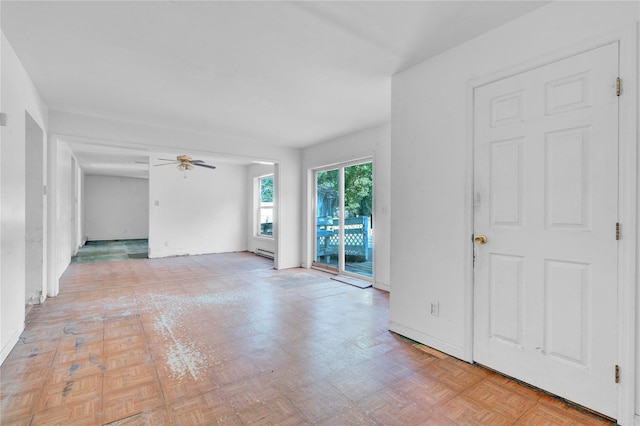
[1,252,611,425]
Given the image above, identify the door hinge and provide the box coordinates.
[615,365,620,383]
[616,77,621,96]
[616,222,620,240]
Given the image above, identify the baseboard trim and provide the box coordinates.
[374,281,390,292]
[388,321,465,360]
[1,327,23,365]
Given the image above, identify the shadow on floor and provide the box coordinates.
[71,239,149,264]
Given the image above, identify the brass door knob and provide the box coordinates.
[474,235,488,245]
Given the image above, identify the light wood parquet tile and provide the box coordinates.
[103,334,147,353]
[515,400,584,425]
[422,357,489,392]
[209,355,263,386]
[463,376,539,421]
[267,358,333,393]
[166,388,237,425]
[102,406,171,425]
[35,374,102,413]
[314,406,376,426]
[0,252,615,425]
[1,350,56,375]
[102,380,164,424]
[103,346,153,370]
[235,395,303,425]
[102,363,159,392]
[5,339,59,360]
[156,373,220,403]
[53,339,103,364]
[30,396,101,426]
[0,387,42,420]
[0,416,34,426]
[17,327,63,344]
[1,365,50,392]
[419,411,462,425]
[245,345,296,373]
[389,373,459,408]
[357,387,428,425]
[434,394,514,425]
[104,323,145,340]
[326,364,387,402]
[284,379,351,423]
[516,398,615,426]
[46,356,108,386]
[58,332,105,353]
[369,352,418,385]
[222,374,283,410]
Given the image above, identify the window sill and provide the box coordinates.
[254,235,274,240]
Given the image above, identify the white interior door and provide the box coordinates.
[473,43,619,418]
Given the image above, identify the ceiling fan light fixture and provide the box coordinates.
[155,154,215,174]
[176,154,194,171]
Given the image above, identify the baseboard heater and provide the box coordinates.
[255,248,274,259]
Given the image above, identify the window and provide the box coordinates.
[258,175,273,237]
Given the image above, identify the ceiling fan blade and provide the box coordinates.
[153,162,177,167]
[158,158,177,162]
[193,163,217,170]
[191,159,205,164]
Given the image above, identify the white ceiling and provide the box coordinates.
[64,138,260,179]
[2,1,548,176]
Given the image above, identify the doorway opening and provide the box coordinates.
[71,239,148,263]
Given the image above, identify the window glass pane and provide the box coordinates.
[259,176,273,236]
[315,169,339,269]
[344,162,373,277]
[260,176,273,202]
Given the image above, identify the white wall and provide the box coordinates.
[25,112,45,305]
[148,159,247,257]
[53,141,77,279]
[73,165,84,252]
[247,164,276,256]
[0,15,3,365]
[391,1,638,421]
[302,124,391,291]
[1,32,48,364]
[49,111,302,269]
[85,175,149,241]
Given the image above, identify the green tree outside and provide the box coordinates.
[260,176,273,202]
[344,163,372,217]
[316,163,372,218]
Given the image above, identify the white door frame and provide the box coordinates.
[464,24,638,424]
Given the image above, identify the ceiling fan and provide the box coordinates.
[155,155,217,171]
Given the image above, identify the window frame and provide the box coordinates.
[256,174,274,238]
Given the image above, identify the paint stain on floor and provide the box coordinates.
[150,294,209,380]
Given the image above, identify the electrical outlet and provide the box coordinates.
[164,241,169,247]
[430,302,439,317]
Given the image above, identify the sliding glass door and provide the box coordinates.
[313,161,373,279]
[343,162,372,277]
[314,169,340,270]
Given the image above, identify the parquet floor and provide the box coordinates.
[1,252,614,425]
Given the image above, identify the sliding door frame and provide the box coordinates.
[311,157,374,281]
